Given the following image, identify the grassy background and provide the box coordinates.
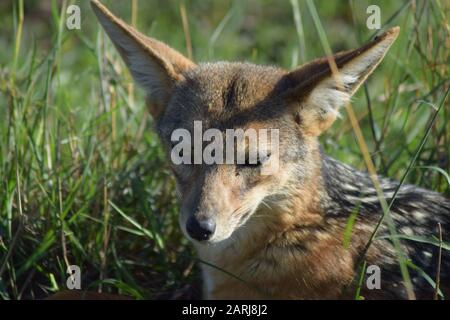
[0,0,448,299]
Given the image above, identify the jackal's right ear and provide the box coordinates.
[91,0,195,119]
[279,27,399,136]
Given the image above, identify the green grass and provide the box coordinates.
[0,0,449,299]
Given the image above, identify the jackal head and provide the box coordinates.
[92,1,399,244]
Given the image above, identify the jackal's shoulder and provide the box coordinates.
[319,154,450,298]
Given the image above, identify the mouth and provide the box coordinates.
[180,200,262,245]
[209,207,259,245]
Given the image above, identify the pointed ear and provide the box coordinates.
[91,0,196,119]
[279,27,400,136]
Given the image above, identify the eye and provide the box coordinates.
[241,161,260,168]
[239,152,271,168]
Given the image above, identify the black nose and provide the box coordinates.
[186,216,216,241]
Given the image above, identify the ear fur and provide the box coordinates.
[91,0,196,118]
[280,27,400,136]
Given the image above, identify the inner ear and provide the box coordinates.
[278,27,400,136]
[91,0,196,119]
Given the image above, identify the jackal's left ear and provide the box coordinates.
[91,0,196,119]
[280,27,399,136]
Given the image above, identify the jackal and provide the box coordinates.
[92,1,450,299]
